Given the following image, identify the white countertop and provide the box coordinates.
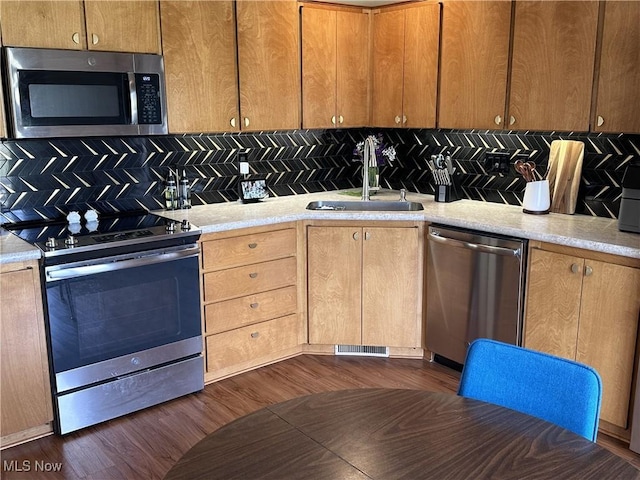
[0,228,42,264]
[157,190,640,259]
[1,190,639,263]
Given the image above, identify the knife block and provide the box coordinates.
[435,183,460,203]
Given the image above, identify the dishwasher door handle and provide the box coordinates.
[428,232,521,258]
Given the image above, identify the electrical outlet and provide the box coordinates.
[484,152,511,174]
[238,152,249,175]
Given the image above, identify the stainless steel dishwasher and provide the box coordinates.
[426,225,527,366]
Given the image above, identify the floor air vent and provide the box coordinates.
[335,345,389,357]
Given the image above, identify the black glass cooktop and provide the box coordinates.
[5,210,199,259]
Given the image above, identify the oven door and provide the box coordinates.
[44,244,202,393]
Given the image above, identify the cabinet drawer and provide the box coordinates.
[206,314,300,371]
[205,286,297,334]
[203,257,297,302]
[201,228,296,271]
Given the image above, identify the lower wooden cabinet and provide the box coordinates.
[205,286,297,335]
[307,222,423,349]
[1,260,53,448]
[200,224,303,382]
[524,243,640,435]
[206,314,300,372]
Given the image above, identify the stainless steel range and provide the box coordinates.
[5,211,204,434]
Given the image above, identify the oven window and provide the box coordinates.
[18,70,131,126]
[46,255,201,373]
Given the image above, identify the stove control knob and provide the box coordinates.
[65,235,77,247]
[46,237,57,248]
[181,219,191,231]
[166,222,176,233]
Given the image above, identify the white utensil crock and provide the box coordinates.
[523,180,550,214]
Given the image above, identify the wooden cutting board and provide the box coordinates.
[546,140,585,214]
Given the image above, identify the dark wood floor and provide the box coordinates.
[2,354,639,479]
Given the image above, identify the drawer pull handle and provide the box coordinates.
[250,332,259,339]
[250,303,259,309]
[249,272,258,279]
[248,243,258,249]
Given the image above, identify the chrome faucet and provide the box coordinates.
[362,159,370,201]
[361,136,376,201]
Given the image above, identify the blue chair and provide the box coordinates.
[458,338,602,441]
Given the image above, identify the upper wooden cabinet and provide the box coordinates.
[371,2,440,128]
[439,1,511,129]
[0,1,86,49]
[301,5,370,129]
[508,1,598,132]
[0,0,160,53]
[371,9,404,128]
[160,1,239,133]
[83,1,161,54]
[236,0,300,131]
[592,1,640,134]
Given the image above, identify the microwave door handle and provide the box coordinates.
[129,72,138,125]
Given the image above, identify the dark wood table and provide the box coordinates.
[164,388,640,480]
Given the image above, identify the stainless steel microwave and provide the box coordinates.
[3,47,168,138]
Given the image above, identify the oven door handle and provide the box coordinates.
[45,247,199,281]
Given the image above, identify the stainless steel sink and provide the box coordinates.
[306,200,424,211]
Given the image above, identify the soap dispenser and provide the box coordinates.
[178,169,191,209]
[164,171,177,210]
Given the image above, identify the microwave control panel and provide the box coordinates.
[135,73,162,124]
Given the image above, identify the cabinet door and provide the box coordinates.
[402,3,440,128]
[1,267,53,437]
[576,261,640,428]
[593,1,640,134]
[237,0,300,131]
[509,1,598,131]
[362,227,421,348]
[302,7,337,129]
[84,0,160,53]
[523,249,583,359]
[307,226,362,345]
[336,10,370,128]
[0,0,86,49]
[161,1,239,133]
[439,1,511,129]
[371,9,404,127]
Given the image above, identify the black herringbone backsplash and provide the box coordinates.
[1,129,638,223]
[382,130,640,219]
